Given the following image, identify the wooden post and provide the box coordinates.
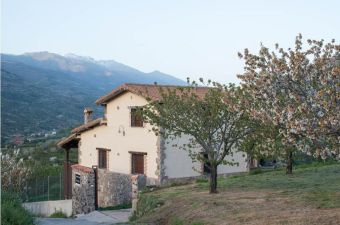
[92,166,98,210]
[66,148,70,162]
[64,148,71,199]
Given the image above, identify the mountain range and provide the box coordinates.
[1,52,185,144]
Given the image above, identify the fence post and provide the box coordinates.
[35,178,38,202]
[60,172,62,200]
[48,176,50,201]
[25,182,28,202]
[43,179,45,201]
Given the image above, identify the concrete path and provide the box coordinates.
[36,209,132,225]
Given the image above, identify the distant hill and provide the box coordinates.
[1,52,185,144]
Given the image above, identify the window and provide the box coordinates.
[131,108,143,127]
[98,148,109,169]
[130,152,146,174]
[75,173,81,184]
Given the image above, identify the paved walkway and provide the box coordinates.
[36,209,132,225]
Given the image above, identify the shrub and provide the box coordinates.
[129,195,164,221]
[1,191,34,225]
[49,210,67,218]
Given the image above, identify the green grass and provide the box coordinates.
[195,177,209,183]
[197,164,340,208]
[133,163,340,224]
[169,217,204,225]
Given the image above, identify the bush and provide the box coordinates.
[1,191,34,225]
[49,210,67,218]
[129,195,164,221]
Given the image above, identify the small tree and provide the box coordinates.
[238,35,339,173]
[142,80,253,193]
[1,149,31,193]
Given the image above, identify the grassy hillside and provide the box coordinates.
[133,163,340,225]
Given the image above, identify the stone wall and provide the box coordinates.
[97,169,132,208]
[71,164,95,215]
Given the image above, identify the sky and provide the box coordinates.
[1,0,339,84]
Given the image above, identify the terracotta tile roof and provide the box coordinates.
[95,83,211,105]
[71,118,107,134]
[71,164,93,173]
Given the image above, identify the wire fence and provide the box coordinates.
[22,173,64,202]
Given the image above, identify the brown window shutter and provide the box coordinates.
[131,108,136,127]
[98,148,109,169]
[131,108,143,127]
[131,153,145,174]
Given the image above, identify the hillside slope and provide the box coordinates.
[133,164,340,225]
[1,52,185,143]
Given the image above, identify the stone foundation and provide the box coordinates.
[71,165,95,215]
[161,176,197,186]
[97,169,132,208]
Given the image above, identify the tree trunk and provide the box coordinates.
[316,148,322,161]
[209,164,218,194]
[286,150,293,174]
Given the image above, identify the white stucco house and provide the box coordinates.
[58,83,249,207]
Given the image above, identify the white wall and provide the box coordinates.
[22,200,72,217]
[79,92,159,179]
[78,91,248,182]
[163,135,248,179]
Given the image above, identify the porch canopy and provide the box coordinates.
[58,133,80,150]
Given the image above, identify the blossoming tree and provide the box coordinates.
[142,80,254,193]
[238,34,339,173]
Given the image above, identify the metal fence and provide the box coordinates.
[22,173,64,202]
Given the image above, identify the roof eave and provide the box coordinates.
[57,133,80,149]
[95,87,128,105]
[71,118,107,134]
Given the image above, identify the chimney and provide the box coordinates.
[84,107,93,124]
